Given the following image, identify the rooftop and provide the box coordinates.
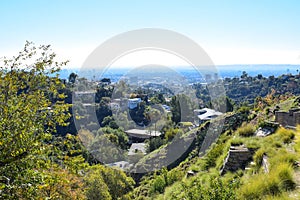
[125,129,162,139]
[195,108,223,121]
[106,161,130,169]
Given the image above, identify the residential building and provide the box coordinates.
[128,98,142,109]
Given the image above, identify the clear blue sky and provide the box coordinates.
[1,0,300,66]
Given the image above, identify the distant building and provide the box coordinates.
[128,143,147,156]
[74,91,95,97]
[194,108,223,124]
[128,98,142,109]
[109,102,120,111]
[162,104,171,112]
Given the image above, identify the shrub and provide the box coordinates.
[230,137,244,146]
[239,162,295,199]
[202,142,227,170]
[238,174,280,199]
[167,169,184,185]
[236,123,255,137]
[294,125,300,152]
[84,165,135,200]
[253,148,265,168]
[277,128,295,144]
[244,137,261,150]
[273,163,295,191]
[146,137,165,153]
[151,175,166,194]
[269,150,297,166]
[238,106,250,114]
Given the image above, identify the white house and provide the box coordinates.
[128,143,147,156]
[128,98,142,109]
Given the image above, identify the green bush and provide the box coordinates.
[202,142,227,170]
[238,174,280,199]
[167,169,184,185]
[239,161,295,199]
[151,176,166,194]
[244,137,261,150]
[294,125,300,152]
[84,165,135,200]
[230,137,244,146]
[277,128,295,144]
[274,163,295,191]
[236,123,255,137]
[253,148,265,169]
[146,137,165,153]
[269,150,297,166]
[180,177,237,200]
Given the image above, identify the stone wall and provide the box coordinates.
[220,145,254,175]
[275,108,300,127]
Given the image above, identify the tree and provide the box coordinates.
[241,71,248,79]
[84,165,135,200]
[0,41,70,198]
[171,94,194,123]
[170,96,181,123]
[225,96,234,112]
[210,96,234,112]
[147,108,161,133]
[85,171,112,200]
[68,72,77,84]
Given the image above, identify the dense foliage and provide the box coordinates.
[194,71,300,106]
[0,42,135,199]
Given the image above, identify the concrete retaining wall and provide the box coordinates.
[275,108,300,127]
[220,146,254,175]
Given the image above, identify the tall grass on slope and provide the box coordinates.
[238,163,295,199]
[236,123,256,137]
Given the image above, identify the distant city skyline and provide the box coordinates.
[1,0,300,67]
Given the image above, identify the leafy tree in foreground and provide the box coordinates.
[0,41,71,198]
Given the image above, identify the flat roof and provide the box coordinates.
[128,98,141,101]
[125,129,161,138]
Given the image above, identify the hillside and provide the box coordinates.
[1,43,300,199]
[127,97,300,200]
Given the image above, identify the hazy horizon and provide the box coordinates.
[1,0,300,67]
